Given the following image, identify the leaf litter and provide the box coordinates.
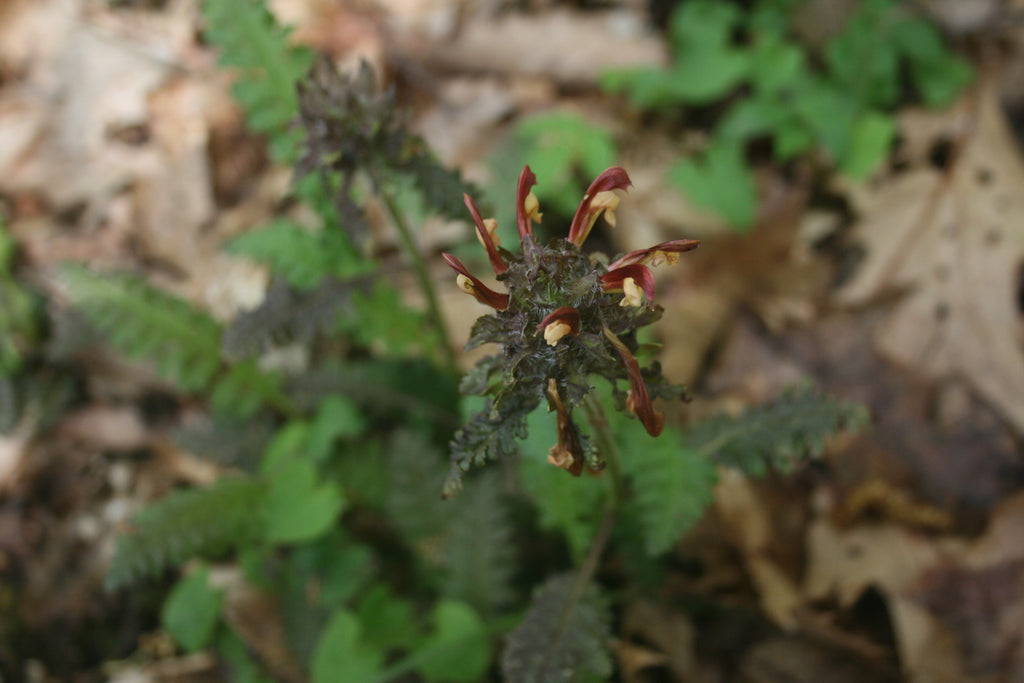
[1,0,1023,681]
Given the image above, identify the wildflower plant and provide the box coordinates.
[442,166,700,495]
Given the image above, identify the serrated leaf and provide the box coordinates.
[619,427,716,556]
[107,476,266,588]
[201,0,314,161]
[210,361,286,419]
[222,277,371,360]
[686,384,869,477]
[161,566,223,652]
[441,472,517,615]
[387,430,453,543]
[227,220,359,290]
[445,402,533,497]
[502,573,612,683]
[60,265,222,391]
[261,460,344,543]
[311,611,384,683]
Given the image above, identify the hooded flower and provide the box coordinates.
[442,166,699,495]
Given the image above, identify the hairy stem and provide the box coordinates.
[379,187,458,370]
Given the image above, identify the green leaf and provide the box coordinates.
[311,611,384,683]
[603,0,749,108]
[686,384,869,477]
[825,11,901,109]
[210,361,286,419]
[791,81,860,162]
[502,573,612,682]
[441,472,517,615]
[107,476,266,588]
[162,566,223,652]
[414,601,491,683]
[772,120,816,161]
[663,0,749,104]
[669,141,757,230]
[201,0,314,161]
[335,281,431,354]
[357,584,422,651]
[387,430,453,543]
[306,394,367,462]
[60,265,222,391]
[717,95,788,143]
[894,19,973,108]
[840,110,897,179]
[316,541,376,607]
[217,628,276,683]
[750,36,805,94]
[227,220,359,290]
[619,427,717,556]
[260,420,310,473]
[261,459,344,543]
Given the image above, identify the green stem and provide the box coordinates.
[584,393,626,507]
[379,187,458,371]
[533,393,626,673]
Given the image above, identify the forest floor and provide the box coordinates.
[2,0,1024,681]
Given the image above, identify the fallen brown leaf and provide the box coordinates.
[839,73,1024,435]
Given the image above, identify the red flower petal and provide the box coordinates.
[536,306,581,346]
[607,238,701,271]
[567,166,632,246]
[442,253,510,310]
[463,193,507,275]
[600,264,656,303]
[516,166,539,241]
[602,326,664,437]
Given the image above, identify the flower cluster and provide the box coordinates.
[442,166,699,496]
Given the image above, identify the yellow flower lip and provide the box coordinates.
[543,321,572,346]
[619,276,643,307]
[536,306,581,346]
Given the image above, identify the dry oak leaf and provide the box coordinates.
[838,79,1024,435]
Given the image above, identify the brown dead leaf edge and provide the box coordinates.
[839,70,1024,435]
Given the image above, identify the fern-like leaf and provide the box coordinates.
[686,384,869,476]
[227,219,361,290]
[285,358,460,429]
[441,472,516,616]
[386,430,454,544]
[619,423,717,556]
[210,360,289,419]
[201,0,314,161]
[173,414,274,471]
[445,402,534,498]
[502,573,612,683]
[222,277,371,360]
[107,476,266,588]
[60,265,222,391]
